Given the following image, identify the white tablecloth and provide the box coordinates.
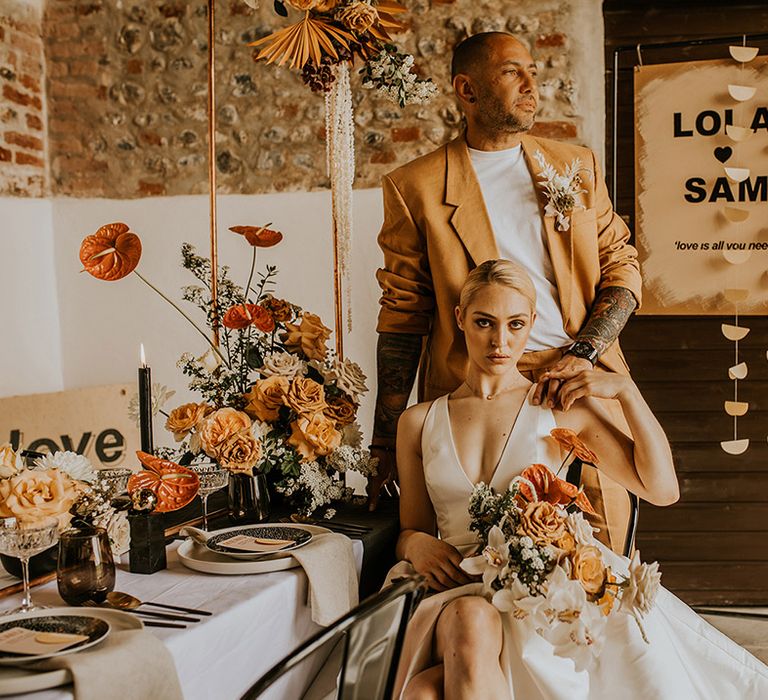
[0,540,364,700]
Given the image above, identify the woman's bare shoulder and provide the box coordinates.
[399,399,436,431]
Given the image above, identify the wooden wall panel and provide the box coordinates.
[603,3,768,605]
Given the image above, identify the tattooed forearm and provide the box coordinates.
[578,286,637,356]
[373,332,423,442]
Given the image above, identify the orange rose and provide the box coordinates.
[287,412,342,462]
[0,468,80,530]
[261,296,293,323]
[199,408,252,458]
[518,501,566,546]
[550,428,599,464]
[282,312,331,361]
[250,305,275,332]
[571,545,607,596]
[165,402,214,441]
[284,377,327,415]
[217,430,263,474]
[597,569,618,614]
[243,376,289,422]
[324,394,357,427]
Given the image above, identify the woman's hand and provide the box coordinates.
[403,531,475,592]
[558,370,638,411]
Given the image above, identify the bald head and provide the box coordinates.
[451,32,528,80]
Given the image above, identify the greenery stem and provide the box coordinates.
[132,270,230,368]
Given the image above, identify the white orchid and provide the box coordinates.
[619,551,661,643]
[0,443,24,478]
[461,525,510,589]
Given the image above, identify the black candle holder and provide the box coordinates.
[128,513,166,574]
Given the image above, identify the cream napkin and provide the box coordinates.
[36,629,183,700]
[291,532,359,626]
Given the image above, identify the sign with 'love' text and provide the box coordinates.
[634,56,768,314]
[0,383,141,468]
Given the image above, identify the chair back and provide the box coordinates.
[241,575,426,700]
[565,459,640,558]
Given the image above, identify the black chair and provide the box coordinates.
[241,575,427,700]
[566,460,640,558]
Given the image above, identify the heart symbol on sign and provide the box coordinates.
[714,146,733,163]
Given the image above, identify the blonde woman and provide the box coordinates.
[391,260,767,700]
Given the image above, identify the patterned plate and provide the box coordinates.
[205,526,313,560]
[0,614,110,664]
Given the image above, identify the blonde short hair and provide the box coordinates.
[458,259,536,313]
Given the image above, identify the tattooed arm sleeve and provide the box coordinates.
[372,332,423,444]
[577,286,637,356]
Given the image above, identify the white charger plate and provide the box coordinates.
[178,523,331,575]
[0,607,142,696]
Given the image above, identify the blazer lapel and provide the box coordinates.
[444,135,499,265]
[521,135,573,330]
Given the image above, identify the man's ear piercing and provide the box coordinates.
[469,97,476,103]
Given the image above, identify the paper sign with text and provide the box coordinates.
[634,57,768,314]
[0,383,141,468]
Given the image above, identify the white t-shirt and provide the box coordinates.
[468,144,572,351]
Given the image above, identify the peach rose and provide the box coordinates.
[284,377,327,415]
[199,408,252,459]
[324,394,358,427]
[243,376,290,422]
[282,312,331,361]
[287,412,342,462]
[165,402,214,442]
[315,0,338,10]
[337,2,378,32]
[285,0,321,10]
[571,545,607,596]
[0,468,80,530]
[554,530,576,556]
[217,430,263,474]
[518,501,565,546]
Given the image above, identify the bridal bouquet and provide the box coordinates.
[79,223,377,516]
[0,444,129,556]
[461,430,661,671]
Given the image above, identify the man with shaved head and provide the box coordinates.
[368,32,641,552]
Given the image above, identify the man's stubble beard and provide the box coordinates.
[476,92,536,135]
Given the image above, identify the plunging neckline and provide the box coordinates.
[444,386,532,490]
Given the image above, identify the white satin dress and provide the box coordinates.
[391,390,768,699]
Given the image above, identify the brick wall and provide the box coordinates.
[0,0,47,197]
[6,0,599,199]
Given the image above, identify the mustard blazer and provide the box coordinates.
[375,133,642,401]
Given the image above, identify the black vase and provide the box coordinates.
[228,470,270,524]
[0,545,58,579]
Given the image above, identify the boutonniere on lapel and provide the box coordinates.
[533,151,592,232]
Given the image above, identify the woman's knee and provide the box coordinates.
[437,596,502,648]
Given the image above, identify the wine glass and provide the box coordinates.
[57,527,115,606]
[96,467,132,499]
[0,518,60,614]
[189,464,229,530]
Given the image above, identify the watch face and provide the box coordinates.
[571,342,597,362]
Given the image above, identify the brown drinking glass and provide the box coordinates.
[57,527,116,606]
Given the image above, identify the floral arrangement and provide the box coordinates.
[251,0,437,106]
[0,444,129,556]
[78,222,378,516]
[461,430,660,671]
[533,151,592,232]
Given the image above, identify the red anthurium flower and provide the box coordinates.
[229,224,283,248]
[79,222,142,281]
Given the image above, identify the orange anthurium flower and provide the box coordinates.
[549,428,599,464]
[222,304,275,332]
[79,222,142,281]
[127,451,200,513]
[518,463,597,515]
[229,225,283,248]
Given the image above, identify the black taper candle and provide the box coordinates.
[138,344,154,454]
